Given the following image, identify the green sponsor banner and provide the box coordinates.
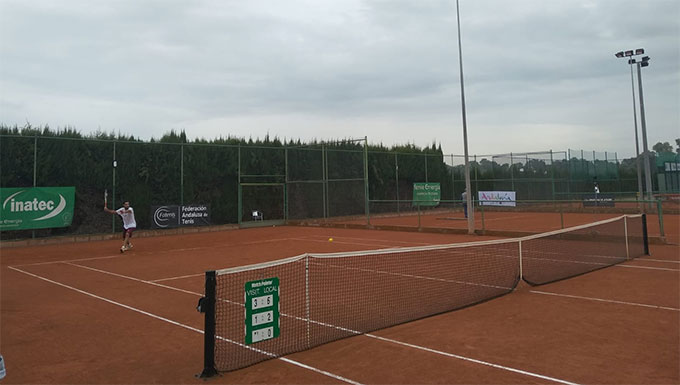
[244,277,280,344]
[0,187,75,230]
[412,183,440,207]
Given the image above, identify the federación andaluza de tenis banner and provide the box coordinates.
[0,187,75,230]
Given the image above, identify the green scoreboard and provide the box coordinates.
[244,277,280,344]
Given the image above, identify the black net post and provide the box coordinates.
[641,214,649,255]
[199,270,218,378]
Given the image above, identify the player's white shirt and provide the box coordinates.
[116,207,137,229]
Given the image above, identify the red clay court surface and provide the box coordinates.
[1,224,678,384]
[333,210,679,244]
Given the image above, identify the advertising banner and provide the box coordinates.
[582,194,615,207]
[181,205,210,226]
[412,183,441,206]
[151,205,180,229]
[1,187,75,230]
[478,191,516,207]
[151,204,210,229]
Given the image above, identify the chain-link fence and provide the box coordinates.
[1,132,661,240]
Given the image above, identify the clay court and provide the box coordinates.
[1,213,678,384]
[328,209,677,244]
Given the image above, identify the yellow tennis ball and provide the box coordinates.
[328,238,333,242]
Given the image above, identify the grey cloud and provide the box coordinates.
[0,0,677,157]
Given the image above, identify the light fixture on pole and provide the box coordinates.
[615,48,644,205]
[615,49,653,203]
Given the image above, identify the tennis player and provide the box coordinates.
[461,189,468,218]
[105,201,137,253]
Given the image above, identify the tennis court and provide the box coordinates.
[311,209,677,245]
[1,218,678,384]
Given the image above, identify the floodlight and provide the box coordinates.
[635,48,645,55]
[624,50,634,56]
[615,51,625,58]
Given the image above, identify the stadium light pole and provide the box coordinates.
[615,49,643,205]
[617,50,654,202]
[455,0,475,234]
[635,55,654,202]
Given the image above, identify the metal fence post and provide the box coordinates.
[364,137,369,225]
[112,141,116,233]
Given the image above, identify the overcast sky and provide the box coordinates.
[1,0,678,159]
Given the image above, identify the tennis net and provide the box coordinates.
[198,214,648,376]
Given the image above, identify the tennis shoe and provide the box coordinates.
[127,243,133,249]
[120,246,126,253]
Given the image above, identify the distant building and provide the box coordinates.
[656,151,680,193]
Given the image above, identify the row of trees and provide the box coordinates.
[1,124,676,239]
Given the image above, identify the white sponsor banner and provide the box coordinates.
[478,191,516,207]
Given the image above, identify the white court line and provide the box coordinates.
[12,246,206,268]
[637,258,680,264]
[12,253,123,267]
[481,214,544,223]
[239,237,314,246]
[63,262,203,297]
[522,255,680,272]
[530,290,680,312]
[276,305,579,385]
[305,235,433,246]
[7,266,363,385]
[615,264,680,272]
[32,260,576,384]
[364,334,579,385]
[290,237,403,249]
[151,272,204,283]
[10,234,378,269]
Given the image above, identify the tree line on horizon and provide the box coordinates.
[1,124,677,239]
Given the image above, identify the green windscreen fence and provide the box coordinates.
[286,146,324,220]
[183,144,239,225]
[326,146,365,218]
[240,184,285,226]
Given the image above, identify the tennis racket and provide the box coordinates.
[104,189,108,208]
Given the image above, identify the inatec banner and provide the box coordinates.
[1,187,75,230]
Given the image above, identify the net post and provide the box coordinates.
[641,214,649,255]
[518,240,523,283]
[305,255,311,349]
[199,270,218,378]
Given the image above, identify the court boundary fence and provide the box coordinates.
[3,132,665,240]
